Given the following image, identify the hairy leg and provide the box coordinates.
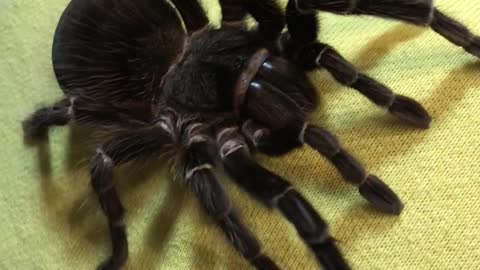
[302,42,431,128]
[219,0,247,23]
[282,1,431,128]
[242,120,404,215]
[90,123,173,270]
[219,0,284,40]
[22,98,71,140]
[170,0,209,33]
[218,127,350,270]
[303,124,404,214]
[22,96,154,141]
[294,0,480,57]
[182,123,279,270]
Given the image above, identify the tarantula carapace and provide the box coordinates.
[23,0,479,269]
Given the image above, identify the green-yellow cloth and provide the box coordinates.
[1,0,479,269]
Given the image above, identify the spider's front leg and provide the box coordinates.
[90,123,174,270]
[218,127,351,270]
[281,1,432,128]
[292,40,432,128]
[181,123,280,270]
[242,120,404,215]
[294,0,480,58]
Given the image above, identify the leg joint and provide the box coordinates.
[217,127,248,159]
[184,163,214,179]
[304,125,341,158]
[270,186,294,207]
[91,149,115,193]
[278,189,330,244]
[241,120,270,147]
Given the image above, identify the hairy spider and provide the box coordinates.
[23,0,479,269]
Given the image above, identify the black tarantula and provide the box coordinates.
[23,0,479,269]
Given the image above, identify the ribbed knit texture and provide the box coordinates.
[1,0,479,269]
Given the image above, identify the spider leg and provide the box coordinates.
[241,120,303,157]
[220,0,284,40]
[431,9,480,57]
[90,122,174,270]
[242,120,404,215]
[170,0,209,33]
[218,127,350,270]
[182,123,280,270]
[302,124,404,214]
[219,0,247,23]
[71,96,153,129]
[294,0,480,58]
[282,2,431,129]
[23,97,153,141]
[308,42,430,128]
[22,98,71,140]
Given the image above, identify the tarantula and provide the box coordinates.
[23,0,479,269]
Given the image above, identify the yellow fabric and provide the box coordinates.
[1,0,479,269]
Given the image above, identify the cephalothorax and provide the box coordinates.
[24,0,479,269]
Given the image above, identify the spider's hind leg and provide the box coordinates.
[170,0,209,33]
[90,122,174,270]
[23,96,153,141]
[22,98,72,141]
